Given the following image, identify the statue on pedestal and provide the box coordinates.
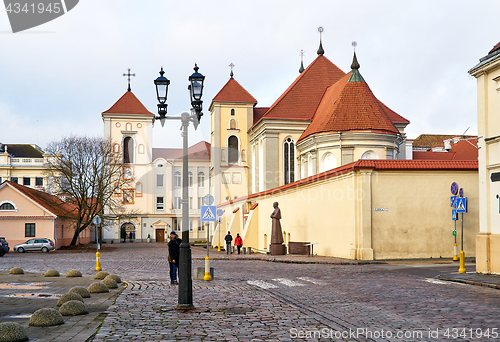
[269,202,286,255]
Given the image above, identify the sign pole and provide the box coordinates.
[453,218,458,261]
[459,212,466,273]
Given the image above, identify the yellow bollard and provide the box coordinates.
[204,255,212,281]
[95,251,102,271]
[453,243,458,261]
[458,250,466,273]
[218,242,221,252]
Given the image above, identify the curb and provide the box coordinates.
[437,276,500,290]
[193,256,387,265]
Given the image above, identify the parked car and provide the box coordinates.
[14,238,54,253]
[0,237,9,256]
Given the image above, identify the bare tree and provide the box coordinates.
[45,136,125,246]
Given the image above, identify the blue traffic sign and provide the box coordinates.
[459,188,464,197]
[201,206,217,221]
[456,197,467,213]
[452,209,458,220]
[217,209,224,216]
[450,196,457,207]
[451,182,459,195]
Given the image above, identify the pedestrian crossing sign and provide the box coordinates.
[201,205,217,221]
[456,197,467,213]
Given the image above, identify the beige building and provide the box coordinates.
[0,143,50,191]
[209,41,479,259]
[469,42,500,273]
[101,90,211,243]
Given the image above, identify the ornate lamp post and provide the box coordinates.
[154,64,205,309]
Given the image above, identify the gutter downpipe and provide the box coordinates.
[53,217,58,250]
[338,132,343,166]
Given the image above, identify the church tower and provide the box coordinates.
[101,83,154,240]
[209,67,257,205]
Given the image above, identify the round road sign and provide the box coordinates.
[459,188,464,197]
[217,209,224,216]
[92,216,102,225]
[203,194,215,205]
[451,182,459,195]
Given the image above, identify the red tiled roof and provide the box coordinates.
[412,134,475,149]
[258,55,346,122]
[212,78,257,104]
[3,181,78,219]
[413,139,478,161]
[103,91,154,116]
[153,141,211,161]
[377,101,410,124]
[298,73,399,141]
[218,159,478,207]
[489,42,500,54]
[252,107,269,125]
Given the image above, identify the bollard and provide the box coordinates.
[204,256,212,281]
[95,251,102,271]
[242,247,246,254]
[453,243,458,261]
[459,250,466,273]
[247,247,252,255]
[218,242,221,252]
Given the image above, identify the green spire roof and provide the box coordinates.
[347,52,365,82]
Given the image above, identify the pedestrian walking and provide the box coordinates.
[225,231,233,254]
[168,231,181,285]
[128,232,133,242]
[132,231,135,241]
[234,233,243,255]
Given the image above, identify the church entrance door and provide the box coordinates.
[156,229,165,242]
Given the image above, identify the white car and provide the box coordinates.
[14,238,55,253]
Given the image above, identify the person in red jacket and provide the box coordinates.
[234,233,243,255]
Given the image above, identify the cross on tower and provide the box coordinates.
[229,63,235,79]
[123,68,136,92]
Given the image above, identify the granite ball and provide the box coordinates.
[65,269,82,277]
[57,292,84,307]
[44,269,60,277]
[88,282,109,293]
[0,322,28,342]
[9,267,24,274]
[29,308,64,327]
[68,286,91,298]
[59,300,89,316]
[93,271,109,280]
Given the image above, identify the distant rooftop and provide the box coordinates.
[0,144,44,158]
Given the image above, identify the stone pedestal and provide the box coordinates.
[269,243,286,255]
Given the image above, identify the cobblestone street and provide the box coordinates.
[1,243,500,341]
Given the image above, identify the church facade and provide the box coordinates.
[209,42,479,260]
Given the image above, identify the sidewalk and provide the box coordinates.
[438,271,500,290]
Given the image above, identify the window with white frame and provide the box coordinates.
[189,219,193,232]
[136,182,143,197]
[189,197,193,209]
[174,197,182,209]
[156,197,164,210]
[174,171,181,188]
[284,137,295,185]
[156,174,164,188]
[198,197,203,209]
[188,171,193,188]
[198,171,205,187]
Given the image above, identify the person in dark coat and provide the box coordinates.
[168,231,182,285]
[225,231,233,254]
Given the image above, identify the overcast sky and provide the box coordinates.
[0,0,498,149]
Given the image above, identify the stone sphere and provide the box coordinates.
[94,271,109,280]
[104,274,122,283]
[88,282,109,293]
[59,300,88,316]
[57,293,84,307]
[44,269,60,277]
[68,286,91,298]
[29,308,64,327]
[9,267,24,274]
[0,322,28,342]
[101,278,118,289]
[65,269,82,277]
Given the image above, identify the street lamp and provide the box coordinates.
[154,64,204,310]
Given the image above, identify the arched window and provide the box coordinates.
[113,143,120,153]
[307,154,314,177]
[231,109,235,116]
[228,136,239,164]
[136,182,143,197]
[188,171,193,187]
[138,144,144,154]
[174,171,181,188]
[125,122,132,131]
[123,137,134,164]
[198,172,205,187]
[283,137,295,184]
[0,202,15,210]
[320,153,337,172]
[230,119,236,129]
[361,150,379,160]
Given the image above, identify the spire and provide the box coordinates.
[229,63,235,79]
[299,49,305,73]
[317,26,324,56]
[348,42,365,82]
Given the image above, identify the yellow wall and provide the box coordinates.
[214,168,478,260]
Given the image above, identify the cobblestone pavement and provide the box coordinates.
[1,243,500,341]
